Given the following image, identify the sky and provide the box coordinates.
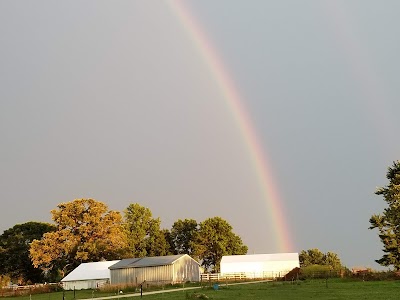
[1,0,400,270]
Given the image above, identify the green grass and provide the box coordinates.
[0,289,119,300]
[3,279,400,300]
[144,279,400,300]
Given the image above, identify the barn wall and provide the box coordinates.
[110,265,174,285]
[172,256,200,282]
[63,279,109,290]
[110,257,200,285]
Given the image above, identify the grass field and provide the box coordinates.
[153,279,400,300]
[2,279,400,300]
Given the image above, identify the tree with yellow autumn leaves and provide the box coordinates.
[29,199,129,277]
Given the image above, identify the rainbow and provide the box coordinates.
[167,1,294,252]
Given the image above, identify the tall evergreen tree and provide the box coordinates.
[370,161,400,269]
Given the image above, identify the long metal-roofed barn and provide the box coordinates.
[109,254,200,285]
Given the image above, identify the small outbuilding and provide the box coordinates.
[220,253,300,279]
[61,260,120,290]
[109,254,200,285]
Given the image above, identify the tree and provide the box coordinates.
[124,203,170,257]
[163,229,174,254]
[193,217,248,272]
[0,222,55,284]
[145,227,171,257]
[299,248,325,267]
[30,199,128,276]
[170,219,198,255]
[324,252,342,270]
[369,161,400,269]
[299,248,342,269]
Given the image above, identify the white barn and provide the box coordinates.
[220,253,299,279]
[61,260,120,290]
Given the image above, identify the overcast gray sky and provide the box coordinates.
[1,0,400,269]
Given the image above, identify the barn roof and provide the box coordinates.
[109,254,195,270]
[221,253,299,263]
[61,260,120,282]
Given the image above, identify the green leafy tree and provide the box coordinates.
[299,248,325,267]
[163,229,174,254]
[30,199,129,276]
[299,248,342,269]
[324,251,342,270]
[124,203,170,257]
[193,217,248,272]
[146,227,171,256]
[170,219,198,255]
[0,222,55,284]
[370,161,400,269]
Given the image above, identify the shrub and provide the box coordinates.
[300,265,335,279]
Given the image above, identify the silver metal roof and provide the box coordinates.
[109,254,190,269]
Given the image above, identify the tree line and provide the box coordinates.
[7,156,398,288]
[299,248,342,269]
[0,199,247,284]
